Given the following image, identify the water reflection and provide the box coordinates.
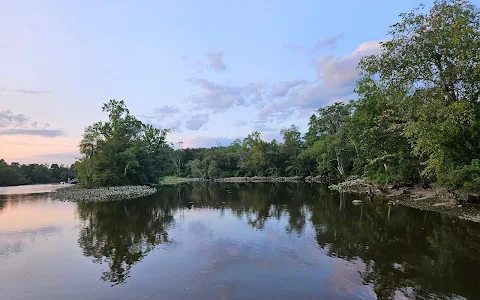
[0,226,59,258]
[76,198,174,285]
[0,195,71,259]
[74,183,480,299]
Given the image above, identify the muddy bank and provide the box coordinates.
[331,179,480,223]
[162,178,206,184]
[213,176,303,183]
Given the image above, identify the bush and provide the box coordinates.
[442,160,480,196]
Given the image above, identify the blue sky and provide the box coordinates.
[2,0,476,165]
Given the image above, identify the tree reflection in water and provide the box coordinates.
[76,198,174,285]
[0,197,5,213]
[76,183,480,299]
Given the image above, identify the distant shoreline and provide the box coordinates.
[161,176,334,184]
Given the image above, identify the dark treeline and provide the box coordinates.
[0,159,76,187]
[75,0,480,197]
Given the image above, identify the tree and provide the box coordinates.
[281,125,303,176]
[305,102,352,146]
[303,102,355,179]
[77,100,174,187]
[347,81,421,184]
[359,0,480,182]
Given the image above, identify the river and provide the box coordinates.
[1,183,479,299]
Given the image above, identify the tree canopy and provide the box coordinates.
[76,100,174,187]
[0,160,75,187]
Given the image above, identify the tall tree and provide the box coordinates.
[359,0,480,181]
[77,100,174,187]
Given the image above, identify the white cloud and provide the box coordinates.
[184,50,228,73]
[314,32,345,50]
[0,110,64,137]
[315,40,381,90]
[188,78,266,112]
[0,88,50,94]
[0,110,29,128]
[166,120,182,132]
[257,40,382,121]
[155,105,180,114]
[185,114,209,130]
[205,50,226,71]
[254,120,277,133]
[272,80,306,97]
[234,121,249,126]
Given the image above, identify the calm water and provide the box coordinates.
[1,184,480,300]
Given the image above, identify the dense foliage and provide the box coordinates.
[0,160,75,186]
[76,100,175,187]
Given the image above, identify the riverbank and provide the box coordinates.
[330,179,480,223]
[161,176,305,184]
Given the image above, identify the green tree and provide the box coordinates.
[281,125,303,176]
[359,0,480,184]
[77,100,174,187]
[303,102,354,179]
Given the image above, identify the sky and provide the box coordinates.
[2,0,477,165]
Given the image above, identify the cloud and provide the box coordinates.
[0,110,63,137]
[254,120,277,133]
[257,40,382,121]
[0,129,64,137]
[166,120,182,132]
[0,88,50,94]
[234,121,249,126]
[188,78,266,112]
[258,107,295,123]
[192,58,205,73]
[314,32,345,50]
[140,105,183,130]
[184,50,227,73]
[283,33,344,56]
[0,110,29,128]
[185,114,209,130]
[315,40,381,90]
[205,50,226,72]
[155,105,180,114]
[272,80,306,97]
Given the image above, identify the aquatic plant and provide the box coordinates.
[51,185,156,202]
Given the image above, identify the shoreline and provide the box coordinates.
[161,176,333,184]
[331,179,480,223]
